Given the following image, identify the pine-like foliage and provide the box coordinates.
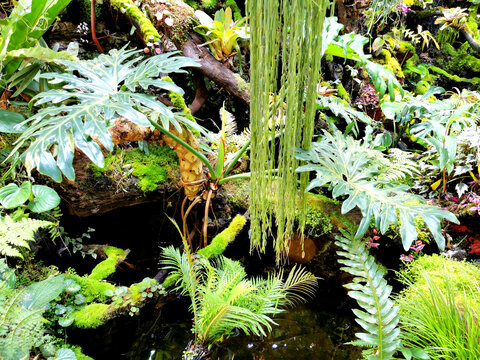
[335,230,400,360]
[248,0,329,260]
[161,246,317,346]
[9,47,201,182]
[295,131,458,250]
[0,215,54,259]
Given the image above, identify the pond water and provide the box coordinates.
[71,286,361,360]
[59,203,361,359]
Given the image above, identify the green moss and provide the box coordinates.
[71,346,95,360]
[65,274,116,303]
[234,73,248,93]
[438,42,480,77]
[224,178,250,210]
[377,49,404,78]
[466,5,479,40]
[198,214,247,258]
[225,0,242,20]
[185,0,199,10]
[201,0,217,11]
[162,274,177,289]
[73,303,110,328]
[304,193,358,233]
[303,207,333,237]
[399,254,480,303]
[429,64,480,85]
[89,246,128,281]
[415,80,430,95]
[90,145,179,192]
[336,83,350,102]
[110,0,161,42]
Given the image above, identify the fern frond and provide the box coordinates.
[379,149,420,183]
[295,131,458,250]
[335,229,400,360]
[0,216,55,259]
[282,265,319,306]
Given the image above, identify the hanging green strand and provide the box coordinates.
[248,0,328,260]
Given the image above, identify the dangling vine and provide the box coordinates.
[248,0,328,260]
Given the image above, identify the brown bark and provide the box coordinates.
[110,0,250,106]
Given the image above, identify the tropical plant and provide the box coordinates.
[0,215,55,259]
[194,7,248,66]
[0,180,60,212]
[295,130,458,251]
[160,223,318,349]
[397,268,480,360]
[434,7,469,31]
[7,47,202,183]
[0,0,74,84]
[0,268,67,360]
[336,230,428,360]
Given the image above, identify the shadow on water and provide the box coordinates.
[71,286,361,360]
[58,202,361,359]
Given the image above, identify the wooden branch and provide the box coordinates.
[108,0,250,105]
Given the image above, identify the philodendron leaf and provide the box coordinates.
[0,181,32,208]
[0,109,26,133]
[27,185,61,213]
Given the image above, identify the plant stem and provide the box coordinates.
[148,119,217,177]
[91,0,104,54]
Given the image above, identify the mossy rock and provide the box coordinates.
[73,303,110,328]
[89,246,129,281]
[90,145,179,193]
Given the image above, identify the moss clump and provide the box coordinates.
[429,65,480,85]
[439,42,480,76]
[376,49,404,78]
[71,346,95,360]
[234,73,249,93]
[400,254,480,295]
[73,303,110,328]
[89,246,128,281]
[304,193,358,233]
[110,0,161,42]
[65,274,116,303]
[198,214,247,259]
[201,0,217,11]
[336,82,350,102]
[90,145,179,192]
[303,207,333,238]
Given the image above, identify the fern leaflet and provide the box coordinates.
[336,229,400,360]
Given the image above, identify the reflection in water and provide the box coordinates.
[130,299,361,360]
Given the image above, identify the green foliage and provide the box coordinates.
[195,7,248,62]
[0,0,73,82]
[88,246,128,281]
[110,0,161,42]
[248,0,328,260]
[162,244,318,345]
[0,272,65,360]
[0,215,55,259]
[0,181,60,213]
[10,47,200,182]
[72,303,109,329]
[91,145,179,192]
[197,214,247,258]
[397,257,480,359]
[295,131,458,250]
[335,230,401,359]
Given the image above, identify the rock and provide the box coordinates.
[285,233,318,264]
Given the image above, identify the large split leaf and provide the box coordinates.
[295,131,458,250]
[10,47,201,182]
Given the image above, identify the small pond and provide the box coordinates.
[59,202,361,360]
